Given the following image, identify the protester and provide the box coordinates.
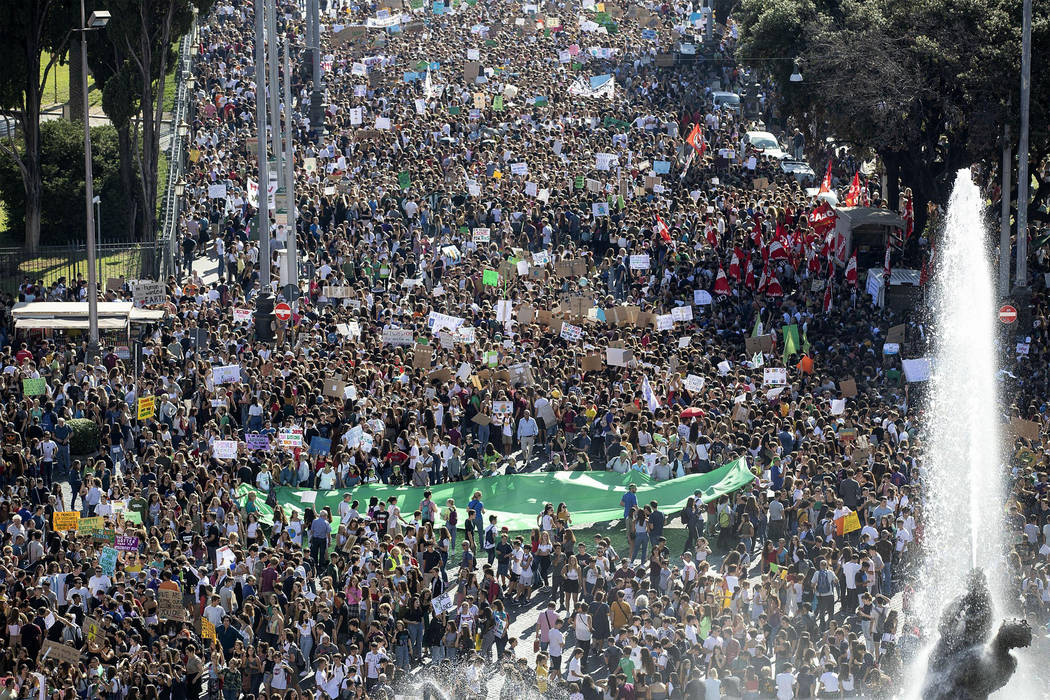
[1,0,1049,697]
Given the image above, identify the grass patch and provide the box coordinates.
[40,52,101,109]
[157,149,169,216]
[162,69,177,114]
[0,247,144,293]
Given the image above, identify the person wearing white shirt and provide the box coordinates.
[547,619,566,677]
[775,664,796,700]
[87,569,111,596]
[819,664,840,694]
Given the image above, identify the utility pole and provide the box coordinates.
[307,0,324,142]
[254,0,274,341]
[999,120,1012,297]
[266,0,282,184]
[282,38,299,301]
[1012,0,1032,327]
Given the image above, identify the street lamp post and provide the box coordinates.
[253,0,274,342]
[79,0,111,362]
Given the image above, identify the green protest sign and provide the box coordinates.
[492,95,504,111]
[398,171,411,189]
[483,269,499,286]
[22,377,46,396]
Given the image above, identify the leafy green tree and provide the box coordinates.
[0,0,80,251]
[736,0,1050,234]
[0,119,129,245]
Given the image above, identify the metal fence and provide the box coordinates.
[0,242,156,294]
[155,20,197,279]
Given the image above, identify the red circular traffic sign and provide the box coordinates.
[998,304,1017,324]
[274,302,292,321]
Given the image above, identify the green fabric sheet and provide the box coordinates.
[237,458,755,533]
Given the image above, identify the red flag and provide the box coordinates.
[744,259,756,290]
[845,250,858,285]
[818,159,833,194]
[823,277,833,312]
[768,239,789,261]
[713,265,731,295]
[655,215,671,242]
[809,202,837,237]
[686,123,705,156]
[883,246,892,282]
[766,274,783,298]
[902,193,914,242]
[844,172,862,207]
[807,250,821,275]
[706,224,719,248]
[728,251,741,281]
[757,267,768,293]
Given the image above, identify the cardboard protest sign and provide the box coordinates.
[1006,417,1041,441]
[839,377,858,397]
[413,347,434,369]
[886,324,906,343]
[41,640,81,665]
[744,335,774,355]
[157,589,185,621]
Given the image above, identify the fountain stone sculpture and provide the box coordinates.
[921,569,1032,700]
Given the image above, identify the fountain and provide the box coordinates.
[914,169,1034,698]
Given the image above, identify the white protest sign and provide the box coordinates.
[212,440,238,459]
[496,300,513,323]
[132,280,166,306]
[233,308,253,323]
[208,184,227,199]
[902,357,932,383]
[671,305,693,322]
[472,227,490,243]
[630,254,650,270]
[693,289,713,306]
[510,162,528,176]
[683,374,705,393]
[763,367,788,386]
[212,365,241,385]
[830,398,846,415]
[432,592,456,615]
[560,322,583,342]
[382,328,415,346]
[656,314,674,331]
[278,427,304,449]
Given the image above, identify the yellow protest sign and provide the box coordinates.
[201,618,217,642]
[834,511,862,536]
[52,511,80,531]
[78,516,104,534]
[138,395,155,420]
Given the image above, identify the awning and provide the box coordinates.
[15,317,128,331]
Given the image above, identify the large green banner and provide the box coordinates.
[238,458,755,533]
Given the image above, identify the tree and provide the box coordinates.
[0,120,130,246]
[736,0,1050,237]
[0,0,80,251]
[101,0,212,240]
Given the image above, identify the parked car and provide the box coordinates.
[743,130,789,160]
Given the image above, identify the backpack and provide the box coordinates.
[680,509,690,525]
[816,570,832,595]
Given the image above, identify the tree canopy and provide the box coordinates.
[736,0,1050,231]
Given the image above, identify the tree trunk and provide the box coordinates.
[883,151,901,215]
[117,122,139,240]
[69,36,85,121]
[22,64,44,252]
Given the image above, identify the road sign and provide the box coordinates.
[998,304,1017,324]
[274,302,292,321]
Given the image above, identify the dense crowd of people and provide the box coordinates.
[1,0,1050,698]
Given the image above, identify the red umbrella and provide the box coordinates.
[680,407,705,419]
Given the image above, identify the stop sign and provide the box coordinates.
[274,302,292,321]
[998,304,1017,324]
